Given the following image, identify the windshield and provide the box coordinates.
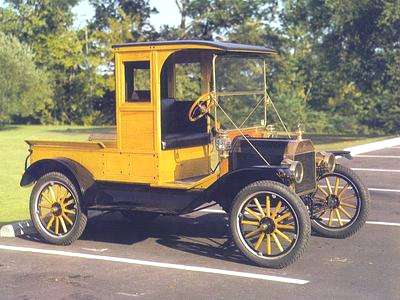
[213,55,266,130]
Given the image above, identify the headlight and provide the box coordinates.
[282,159,304,183]
[215,131,231,158]
[316,151,336,173]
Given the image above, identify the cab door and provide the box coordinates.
[112,50,157,183]
[156,51,215,183]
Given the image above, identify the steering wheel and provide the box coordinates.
[188,92,215,122]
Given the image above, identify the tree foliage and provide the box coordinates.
[0,0,398,133]
[0,32,52,125]
[281,0,400,133]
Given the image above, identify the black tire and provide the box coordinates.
[120,210,159,224]
[30,172,87,245]
[311,164,370,239]
[230,180,311,268]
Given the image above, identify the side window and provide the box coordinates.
[124,61,151,102]
[175,62,201,101]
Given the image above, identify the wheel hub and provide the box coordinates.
[51,203,62,216]
[326,195,340,209]
[260,217,276,234]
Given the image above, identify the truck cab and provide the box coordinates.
[24,40,278,189]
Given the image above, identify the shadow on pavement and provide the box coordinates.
[78,212,229,243]
[81,211,250,265]
[10,211,324,267]
[156,236,246,265]
[81,212,150,245]
[14,211,252,266]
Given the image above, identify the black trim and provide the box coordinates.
[162,132,211,149]
[24,149,32,171]
[90,167,291,215]
[89,181,207,215]
[229,137,317,194]
[206,166,290,194]
[229,137,289,168]
[20,158,95,196]
[112,40,275,54]
[21,160,300,215]
[204,166,291,211]
[328,150,352,160]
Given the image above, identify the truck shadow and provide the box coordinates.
[80,211,250,266]
[18,211,249,265]
[17,211,322,266]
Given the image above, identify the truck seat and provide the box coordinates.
[161,99,211,149]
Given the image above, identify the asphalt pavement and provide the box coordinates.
[0,145,399,299]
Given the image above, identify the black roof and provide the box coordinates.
[112,40,276,54]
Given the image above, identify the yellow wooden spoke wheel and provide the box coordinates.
[310,164,369,239]
[230,181,310,269]
[240,196,298,256]
[37,182,77,236]
[30,172,87,245]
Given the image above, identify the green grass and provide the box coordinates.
[0,125,390,224]
[309,134,391,151]
[0,125,105,223]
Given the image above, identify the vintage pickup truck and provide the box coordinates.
[21,40,369,268]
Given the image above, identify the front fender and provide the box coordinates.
[204,166,291,210]
[20,158,95,195]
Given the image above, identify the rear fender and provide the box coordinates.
[205,166,291,211]
[20,158,95,198]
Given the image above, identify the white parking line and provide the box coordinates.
[368,187,400,193]
[354,155,400,159]
[320,218,400,227]
[351,168,400,173]
[363,221,400,226]
[201,209,226,214]
[319,185,400,193]
[344,137,400,155]
[0,244,309,285]
[200,209,400,227]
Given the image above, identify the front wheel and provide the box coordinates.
[310,164,369,238]
[230,181,311,268]
[30,172,87,245]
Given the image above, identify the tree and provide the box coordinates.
[0,0,79,58]
[0,0,398,133]
[281,0,400,134]
[89,0,157,48]
[0,0,110,124]
[0,32,52,125]
[86,0,158,123]
[167,0,277,39]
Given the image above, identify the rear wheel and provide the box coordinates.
[311,164,369,238]
[230,181,311,268]
[30,172,87,245]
